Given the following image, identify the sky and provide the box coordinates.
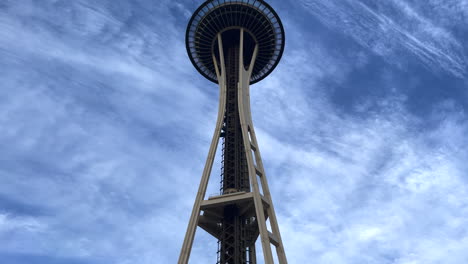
[1,0,468,263]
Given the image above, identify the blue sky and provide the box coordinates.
[1,0,468,263]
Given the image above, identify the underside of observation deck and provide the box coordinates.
[186,0,285,84]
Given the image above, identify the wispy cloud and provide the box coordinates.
[297,0,468,77]
[0,0,215,263]
[257,95,468,263]
[250,10,468,260]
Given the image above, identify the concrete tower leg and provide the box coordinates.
[238,29,288,264]
[178,35,227,264]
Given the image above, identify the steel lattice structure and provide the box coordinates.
[179,1,287,263]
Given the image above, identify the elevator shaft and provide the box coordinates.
[218,45,256,264]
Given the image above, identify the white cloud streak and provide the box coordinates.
[297,0,468,77]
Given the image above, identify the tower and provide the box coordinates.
[179,0,287,263]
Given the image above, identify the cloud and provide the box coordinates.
[297,0,468,77]
[247,11,468,261]
[0,213,45,233]
[0,0,215,262]
[254,90,468,263]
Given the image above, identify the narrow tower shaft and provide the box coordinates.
[223,44,249,194]
[219,44,255,264]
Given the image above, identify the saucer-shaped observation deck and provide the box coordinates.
[186,0,285,84]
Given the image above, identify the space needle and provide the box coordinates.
[179,1,287,263]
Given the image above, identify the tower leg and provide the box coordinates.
[238,29,289,264]
[178,35,227,264]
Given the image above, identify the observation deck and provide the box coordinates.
[186,0,285,84]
